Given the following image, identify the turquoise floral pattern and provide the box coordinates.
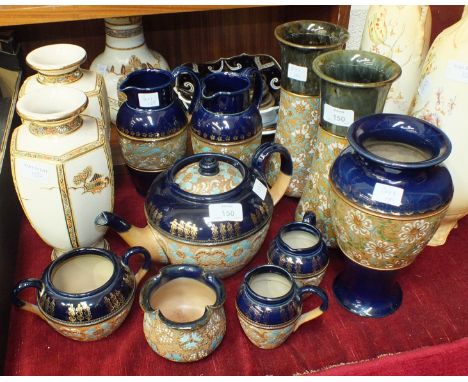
[330,187,445,270]
[174,161,243,195]
[119,127,187,171]
[296,126,348,247]
[143,308,226,362]
[165,222,269,278]
[238,312,295,349]
[273,89,320,197]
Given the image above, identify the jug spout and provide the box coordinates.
[95,212,169,264]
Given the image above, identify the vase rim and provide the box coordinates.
[274,19,349,50]
[348,113,452,169]
[26,43,86,73]
[312,50,402,88]
[16,87,88,123]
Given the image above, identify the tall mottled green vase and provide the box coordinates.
[296,50,401,247]
[273,21,349,197]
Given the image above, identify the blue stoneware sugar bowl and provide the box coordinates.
[96,142,293,278]
[12,246,151,341]
[190,67,264,165]
[117,67,201,195]
[140,264,226,362]
[329,113,453,317]
[236,264,328,349]
[267,212,329,287]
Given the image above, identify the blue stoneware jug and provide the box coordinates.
[117,67,201,195]
[236,264,328,349]
[267,212,329,286]
[190,68,264,164]
[140,264,226,362]
[12,246,151,341]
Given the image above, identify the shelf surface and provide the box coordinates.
[0,5,263,26]
[4,168,468,375]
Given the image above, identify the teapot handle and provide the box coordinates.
[241,67,263,109]
[172,66,201,114]
[11,278,45,320]
[122,246,152,285]
[293,285,328,332]
[251,142,293,205]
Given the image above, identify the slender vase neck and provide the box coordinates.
[104,18,147,50]
[37,67,83,85]
[28,115,83,136]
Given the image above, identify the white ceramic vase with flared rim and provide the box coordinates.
[360,5,432,115]
[20,43,111,141]
[410,7,468,246]
[11,86,114,259]
[90,16,170,126]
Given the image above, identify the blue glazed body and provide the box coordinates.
[267,214,328,277]
[145,153,272,243]
[117,68,198,138]
[191,69,263,142]
[12,247,151,323]
[331,114,453,215]
[236,266,302,326]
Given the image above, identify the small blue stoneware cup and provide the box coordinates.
[267,211,329,286]
[236,264,328,349]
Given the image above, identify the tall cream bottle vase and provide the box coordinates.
[360,5,432,114]
[90,16,169,164]
[11,87,114,259]
[19,43,111,141]
[410,7,468,246]
[272,20,349,197]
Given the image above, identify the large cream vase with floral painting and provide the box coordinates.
[360,5,432,114]
[410,7,468,246]
[11,87,114,259]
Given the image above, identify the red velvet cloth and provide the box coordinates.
[4,169,468,376]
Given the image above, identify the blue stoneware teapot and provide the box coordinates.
[96,142,293,278]
[190,68,264,164]
[116,67,201,194]
[12,246,151,341]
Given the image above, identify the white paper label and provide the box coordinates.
[18,161,52,183]
[209,203,243,222]
[446,60,468,83]
[287,63,308,82]
[372,183,404,207]
[96,63,108,74]
[252,178,267,201]
[138,92,160,107]
[323,103,354,127]
[418,76,431,98]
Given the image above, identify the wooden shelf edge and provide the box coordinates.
[0,5,265,27]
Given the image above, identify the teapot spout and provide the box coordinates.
[95,212,169,265]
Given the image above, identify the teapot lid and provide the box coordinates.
[173,155,243,195]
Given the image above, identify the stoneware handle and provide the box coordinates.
[303,211,317,226]
[172,65,201,114]
[11,278,44,320]
[293,285,329,332]
[251,142,293,205]
[122,246,152,285]
[241,67,263,109]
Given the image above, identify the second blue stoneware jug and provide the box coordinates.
[116,67,200,195]
[190,67,263,165]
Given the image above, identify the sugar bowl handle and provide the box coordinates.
[293,285,328,332]
[122,246,152,285]
[251,142,293,205]
[11,278,44,319]
[302,211,317,226]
